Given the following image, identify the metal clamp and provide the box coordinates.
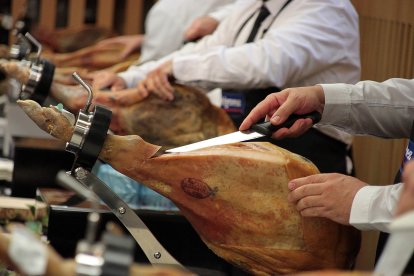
[18,33,55,105]
[66,110,93,161]
[9,33,31,61]
[24,33,42,63]
[66,73,111,171]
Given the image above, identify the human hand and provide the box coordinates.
[96,34,144,59]
[239,85,325,139]
[184,16,219,42]
[287,173,366,225]
[137,60,174,101]
[396,161,414,216]
[90,70,126,91]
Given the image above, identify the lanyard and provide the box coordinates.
[398,121,414,176]
[233,0,293,44]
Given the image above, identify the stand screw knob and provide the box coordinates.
[118,206,126,214]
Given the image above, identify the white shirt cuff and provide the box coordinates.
[319,83,351,127]
[350,185,402,232]
[118,70,145,88]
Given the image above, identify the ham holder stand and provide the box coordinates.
[55,73,186,274]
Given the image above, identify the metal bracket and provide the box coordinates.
[58,168,185,268]
[60,74,185,270]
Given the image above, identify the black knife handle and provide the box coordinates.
[250,111,321,137]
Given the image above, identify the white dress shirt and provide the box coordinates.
[208,0,249,22]
[320,78,414,232]
[139,0,235,63]
[119,0,360,146]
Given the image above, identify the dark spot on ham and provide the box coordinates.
[181,178,214,199]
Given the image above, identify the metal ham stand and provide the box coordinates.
[55,73,185,274]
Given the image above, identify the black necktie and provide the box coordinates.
[246,4,271,43]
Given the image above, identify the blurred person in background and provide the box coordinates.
[95,0,241,62]
[92,0,360,178]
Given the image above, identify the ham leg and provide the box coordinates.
[0,59,30,84]
[17,100,361,275]
[0,60,236,148]
[50,83,236,149]
[42,43,140,70]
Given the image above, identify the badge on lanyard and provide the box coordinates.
[400,140,414,173]
[221,91,246,115]
[399,121,414,173]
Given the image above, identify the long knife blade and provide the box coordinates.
[166,111,321,153]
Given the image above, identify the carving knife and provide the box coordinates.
[166,111,321,153]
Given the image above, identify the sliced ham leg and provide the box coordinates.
[17,100,361,275]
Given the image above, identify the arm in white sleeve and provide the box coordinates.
[172,1,359,90]
[139,1,188,63]
[117,59,163,88]
[350,183,403,232]
[117,7,239,89]
[321,78,414,138]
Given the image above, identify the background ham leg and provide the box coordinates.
[0,59,30,84]
[51,82,237,149]
[42,43,139,70]
[0,60,236,149]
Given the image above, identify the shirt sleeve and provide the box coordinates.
[350,184,403,232]
[172,1,360,90]
[117,5,242,88]
[139,1,187,63]
[117,59,160,88]
[321,78,414,138]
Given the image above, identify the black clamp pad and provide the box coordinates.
[75,105,112,170]
[31,59,55,105]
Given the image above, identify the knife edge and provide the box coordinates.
[166,111,321,153]
[166,130,264,153]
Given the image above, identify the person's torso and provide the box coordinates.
[140,0,234,62]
